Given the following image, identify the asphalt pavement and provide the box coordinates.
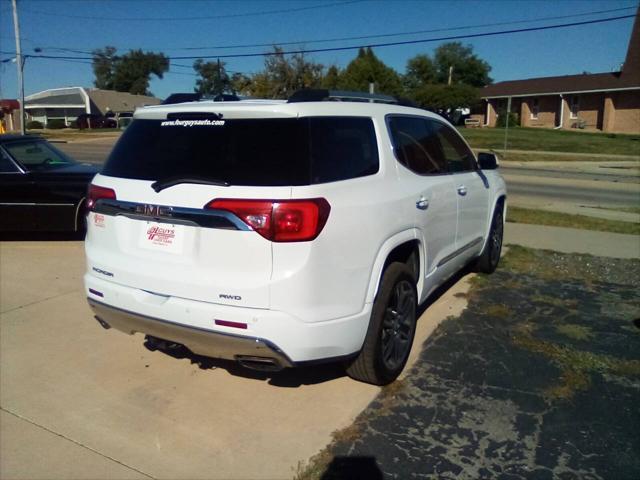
[505,173,640,208]
[56,136,117,165]
[311,247,640,480]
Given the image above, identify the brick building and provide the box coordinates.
[473,12,640,134]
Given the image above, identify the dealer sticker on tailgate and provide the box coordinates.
[139,222,184,254]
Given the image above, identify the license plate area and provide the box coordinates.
[139,221,185,254]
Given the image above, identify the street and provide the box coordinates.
[57,137,640,212]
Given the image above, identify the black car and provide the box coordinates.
[0,135,99,233]
[76,113,117,129]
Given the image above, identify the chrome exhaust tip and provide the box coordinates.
[236,355,283,372]
[94,316,111,330]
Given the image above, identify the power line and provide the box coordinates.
[19,0,365,21]
[8,5,636,55]
[169,14,638,60]
[140,5,640,51]
[8,13,636,65]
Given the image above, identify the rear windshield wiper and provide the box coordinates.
[151,176,230,192]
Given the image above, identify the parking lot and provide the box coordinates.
[0,239,470,479]
[2,137,638,479]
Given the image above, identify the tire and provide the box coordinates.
[474,202,504,274]
[346,262,417,385]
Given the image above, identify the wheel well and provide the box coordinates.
[496,195,506,217]
[382,240,420,283]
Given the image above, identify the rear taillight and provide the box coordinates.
[86,184,116,211]
[205,198,331,242]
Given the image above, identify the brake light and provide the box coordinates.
[86,184,116,211]
[205,198,331,242]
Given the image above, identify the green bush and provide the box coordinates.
[26,120,44,129]
[68,120,78,129]
[496,111,519,128]
[46,119,67,129]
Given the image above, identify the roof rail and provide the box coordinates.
[287,89,419,108]
[161,92,240,105]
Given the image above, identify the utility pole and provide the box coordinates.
[448,66,453,86]
[12,0,25,135]
[217,58,221,95]
[503,96,512,156]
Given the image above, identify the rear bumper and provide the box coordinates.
[88,298,294,368]
[84,274,372,363]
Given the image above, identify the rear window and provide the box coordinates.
[102,116,379,186]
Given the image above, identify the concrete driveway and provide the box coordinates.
[0,240,469,479]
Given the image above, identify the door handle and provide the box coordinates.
[416,197,429,210]
[457,185,467,196]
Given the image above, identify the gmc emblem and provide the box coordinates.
[137,204,172,217]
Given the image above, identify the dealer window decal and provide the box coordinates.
[161,119,225,127]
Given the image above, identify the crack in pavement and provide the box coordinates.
[1,289,81,315]
[1,407,155,479]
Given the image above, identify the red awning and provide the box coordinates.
[0,99,20,112]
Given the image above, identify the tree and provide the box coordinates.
[339,48,403,96]
[403,54,436,95]
[92,46,118,90]
[321,65,341,89]
[412,83,480,111]
[433,42,492,87]
[249,47,324,98]
[91,47,169,96]
[193,59,231,95]
[230,72,252,96]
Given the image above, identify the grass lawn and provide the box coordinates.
[458,127,640,156]
[507,206,640,235]
[28,129,122,140]
[494,152,637,162]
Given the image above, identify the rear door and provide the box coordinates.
[86,115,307,309]
[0,147,36,231]
[387,115,457,276]
[428,120,489,256]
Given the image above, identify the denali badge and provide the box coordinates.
[92,267,114,277]
[219,294,242,301]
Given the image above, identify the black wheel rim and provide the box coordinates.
[490,211,503,266]
[381,280,415,371]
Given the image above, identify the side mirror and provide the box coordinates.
[478,152,499,170]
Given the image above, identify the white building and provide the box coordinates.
[24,87,160,126]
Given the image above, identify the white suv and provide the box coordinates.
[84,90,506,385]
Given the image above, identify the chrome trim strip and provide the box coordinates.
[94,199,251,231]
[0,145,26,174]
[0,202,75,206]
[438,237,483,267]
[87,298,294,368]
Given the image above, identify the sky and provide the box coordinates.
[0,0,638,100]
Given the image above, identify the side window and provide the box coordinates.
[428,120,476,173]
[0,148,20,173]
[388,116,447,175]
[309,117,379,184]
[3,140,73,171]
